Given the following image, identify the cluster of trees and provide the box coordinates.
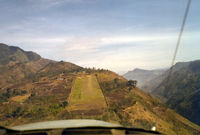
[98,77,127,94]
[3,100,69,119]
[5,106,26,118]
[0,88,28,102]
[84,67,106,74]
[48,101,68,115]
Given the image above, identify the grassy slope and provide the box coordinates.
[96,71,200,135]
[123,88,200,135]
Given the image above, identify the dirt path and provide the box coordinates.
[67,75,107,115]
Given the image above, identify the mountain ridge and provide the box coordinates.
[0,43,42,65]
[0,43,55,89]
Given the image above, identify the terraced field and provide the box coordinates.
[67,75,107,115]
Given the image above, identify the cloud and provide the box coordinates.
[75,45,172,74]
[62,37,101,53]
[27,0,90,9]
[101,34,176,44]
[57,34,177,54]
[51,34,179,74]
[0,36,67,46]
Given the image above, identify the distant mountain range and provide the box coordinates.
[124,60,200,126]
[123,68,167,89]
[0,43,200,135]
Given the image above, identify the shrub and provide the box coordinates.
[62,101,68,107]
[12,107,25,118]
[21,90,27,95]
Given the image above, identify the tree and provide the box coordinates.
[127,80,137,88]
[114,78,119,84]
[62,101,68,107]
[21,90,27,95]
[3,88,11,98]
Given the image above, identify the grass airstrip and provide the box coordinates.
[67,75,107,115]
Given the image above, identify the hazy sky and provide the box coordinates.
[0,0,199,74]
